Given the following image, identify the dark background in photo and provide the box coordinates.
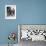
[7,7,15,16]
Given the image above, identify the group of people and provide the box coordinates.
[7,7,15,16]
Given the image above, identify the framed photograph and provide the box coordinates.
[18,24,46,42]
[5,5,16,19]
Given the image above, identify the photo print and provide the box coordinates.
[5,5,16,19]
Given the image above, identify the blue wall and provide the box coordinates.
[0,0,46,44]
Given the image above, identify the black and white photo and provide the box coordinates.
[5,5,16,19]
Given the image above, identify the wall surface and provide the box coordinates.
[0,0,46,45]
